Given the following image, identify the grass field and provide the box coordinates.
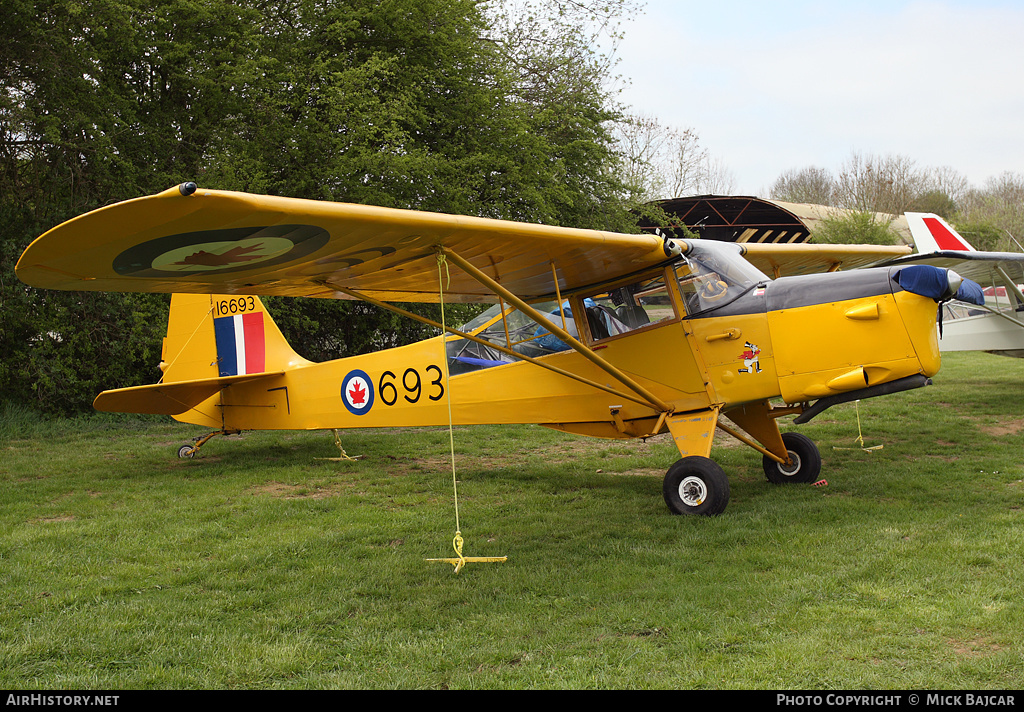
[1,352,1022,689]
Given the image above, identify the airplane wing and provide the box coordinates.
[879,250,1024,299]
[739,242,912,278]
[885,211,1024,295]
[17,184,913,303]
[16,184,678,304]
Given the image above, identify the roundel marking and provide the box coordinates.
[341,370,374,416]
[151,236,295,273]
[112,224,330,277]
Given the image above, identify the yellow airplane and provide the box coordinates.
[16,183,972,515]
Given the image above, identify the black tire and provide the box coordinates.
[663,456,730,516]
[177,444,196,459]
[763,431,821,484]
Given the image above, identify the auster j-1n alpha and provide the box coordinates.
[16,184,981,515]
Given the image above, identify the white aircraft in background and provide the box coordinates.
[888,213,1024,357]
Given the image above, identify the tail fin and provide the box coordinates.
[906,212,975,253]
[160,294,310,384]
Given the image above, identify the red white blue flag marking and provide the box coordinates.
[214,312,266,376]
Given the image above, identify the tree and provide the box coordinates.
[769,167,835,205]
[614,114,706,201]
[769,157,969,218]
[832,152,924,217]
[919,166,969,214]
[955,172,1024,250]
[1,0,644,414]
[947,220,1006,253]
[700,156,736,195]
[613,113,736,201]
[906,190,958,219]
[812,211,900,246]
[1,0,259,413]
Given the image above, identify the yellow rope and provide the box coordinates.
[425,252,506,573]
[314,429,362,461]
[832,400,884,452]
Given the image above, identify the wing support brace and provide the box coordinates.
[995,265,1024,308]
[945,264,1024,331]
[959,300,1024,331]
[324,246,674,415]
[438,247,674,414]
[329,285,657,409]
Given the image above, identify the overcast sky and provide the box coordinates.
[612,0,1024,196]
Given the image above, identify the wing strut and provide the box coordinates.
[321,246,674,414]
[953,264,1024,330]
[439,247,674,413]
[996,265,1024,309]
[326,285,658,410]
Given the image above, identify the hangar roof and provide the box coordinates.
[639,195,911,245]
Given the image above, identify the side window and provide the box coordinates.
[581,272,677,342]
[447,300,581,372]
[676,260,715,315]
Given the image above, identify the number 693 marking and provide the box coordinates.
[378,366,444,405]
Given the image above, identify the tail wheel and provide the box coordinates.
[763,431,821,484]
[663,456,730,516]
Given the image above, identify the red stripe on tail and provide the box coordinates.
[242,312,265,373]
[923,217,971,251]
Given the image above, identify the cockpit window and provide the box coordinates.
[675,241,769,314]
[447,300,572,373]
[446,269,681,372]
[578,272,677,342]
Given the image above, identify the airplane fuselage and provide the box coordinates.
[168,264,941,447]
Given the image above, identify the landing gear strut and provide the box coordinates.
[177,430,237,459]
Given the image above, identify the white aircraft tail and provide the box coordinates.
[906,212,975,253]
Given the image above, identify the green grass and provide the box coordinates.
[1,352,1023,689]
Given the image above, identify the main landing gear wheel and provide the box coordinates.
[177,444,196,459]
[663,456,730,516]
[762,431,821,484]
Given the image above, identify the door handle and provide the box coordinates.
[705,328,741,342]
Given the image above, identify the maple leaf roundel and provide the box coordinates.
[113,225,329,277]
[341,369,375,416]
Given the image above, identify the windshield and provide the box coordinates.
[676,240,769,314]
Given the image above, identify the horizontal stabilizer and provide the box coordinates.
[94,372,284,415]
